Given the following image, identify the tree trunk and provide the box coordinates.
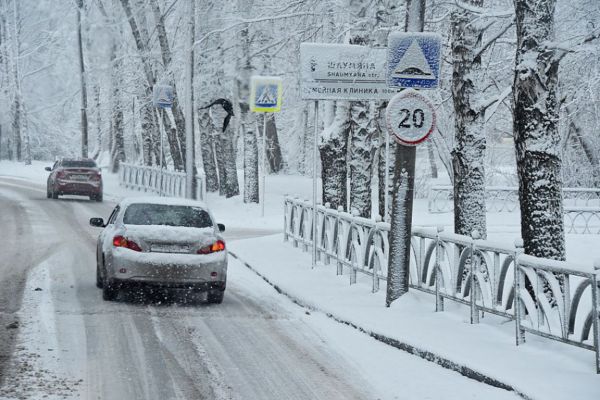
[426,140,438,178]
[264,114,283,173]
[111,106,125,172]
[348,101,374,217]
[76,0,89,159]
[221,124,240,198]
[237,0,258,203]
[197,108,219,192]
[149,0,187,169]
[243,124,259,203]
[320,102,349,210]
[378,127,395,220]
[450,2,487,239]
[513,0,565,260]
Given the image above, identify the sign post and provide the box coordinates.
[250,76,283,217]
[385,27,442,306]
[300,42,402,269]
[153,84,174,197]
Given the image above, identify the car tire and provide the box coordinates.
[46,187,51,198]
[207,290,224,304]
[96,261,103,289]
[95,193,103,202]
[51,189,58,199]
[102,279,118,301]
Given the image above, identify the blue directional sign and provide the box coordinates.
[153,84,174,108]
[387,32,442,89]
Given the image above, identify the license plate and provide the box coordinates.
[151,244,190,254]
[71,174,88,181]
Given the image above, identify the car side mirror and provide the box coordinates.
[217,223,225,232]
[89,217,105,227]
[45,167,52,171]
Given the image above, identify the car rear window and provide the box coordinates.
[123,204,213,228]
[62,160,97,168]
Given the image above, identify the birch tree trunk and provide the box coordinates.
[110,41,125,172]
[76,0,89,159]
[149,0,187,170]
[348,100,374,217]
[237,0,259,203]
[450,1,488,239]
[320,102,349,210]
[513,0,565,260]
[197,108,219,192]
[219,124,240,198]
[120,0,167,167]
[265,114,283,173]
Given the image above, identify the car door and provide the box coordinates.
[98,205,120,265]
[48,161,59,187]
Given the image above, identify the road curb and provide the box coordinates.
[229,250,535,400]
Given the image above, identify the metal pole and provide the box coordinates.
[312,101,319,269]
[261,113,267,217]
[384,127,390,222]
[159,110,164,197]
[385,0,426,307]
[184,0,195,199]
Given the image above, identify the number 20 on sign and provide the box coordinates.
[385,88,436,146]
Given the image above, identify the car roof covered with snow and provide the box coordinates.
[118,196,210,210]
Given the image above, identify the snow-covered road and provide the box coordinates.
[0,177,521,400]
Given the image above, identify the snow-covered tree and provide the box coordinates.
[513,0,565,260]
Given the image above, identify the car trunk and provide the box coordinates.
[123,225,216,254]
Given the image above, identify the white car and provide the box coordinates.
[90,197,227,303]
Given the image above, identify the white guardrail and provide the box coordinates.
[283,196,600,373]
[428,185,600,234]
[119,163,206,200]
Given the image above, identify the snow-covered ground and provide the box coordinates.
[1,160,598,400]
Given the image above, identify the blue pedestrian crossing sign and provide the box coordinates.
[153,84,174,108]
[250,76,283,113]
[387,32,442,89]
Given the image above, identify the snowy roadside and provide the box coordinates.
[228,234,600,400]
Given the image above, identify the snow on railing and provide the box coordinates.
[119,163,206,200]
[284,195,600,373]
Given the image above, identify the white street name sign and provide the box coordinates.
[300,43,399,101]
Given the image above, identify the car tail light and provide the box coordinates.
[197,240,225,255]
[91,173,101,181]
[113,235,142,252]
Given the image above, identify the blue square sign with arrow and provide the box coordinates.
[387,32,442,90]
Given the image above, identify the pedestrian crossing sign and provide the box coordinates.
[387,32,442,89]
[250,76,283,112]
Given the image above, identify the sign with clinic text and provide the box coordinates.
[300,43,399,101]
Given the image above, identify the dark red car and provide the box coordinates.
[46,158,103,201]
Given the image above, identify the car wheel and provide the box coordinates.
[46,187,51,198]
[96,260,103,289]
[102,280,119,301]
[51,189,58,199]
[96,193,103,202]
[207,290,224,304]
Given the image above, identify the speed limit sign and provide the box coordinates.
[385,89,436,146]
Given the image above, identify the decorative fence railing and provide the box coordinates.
[283,196,600,373]
[428,185,600,234]
[429,185,600,211]
[119,163,206,200]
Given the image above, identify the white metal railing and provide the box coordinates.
[428,186,600,234]
[119,163,206,200]
[283,196,600,373]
